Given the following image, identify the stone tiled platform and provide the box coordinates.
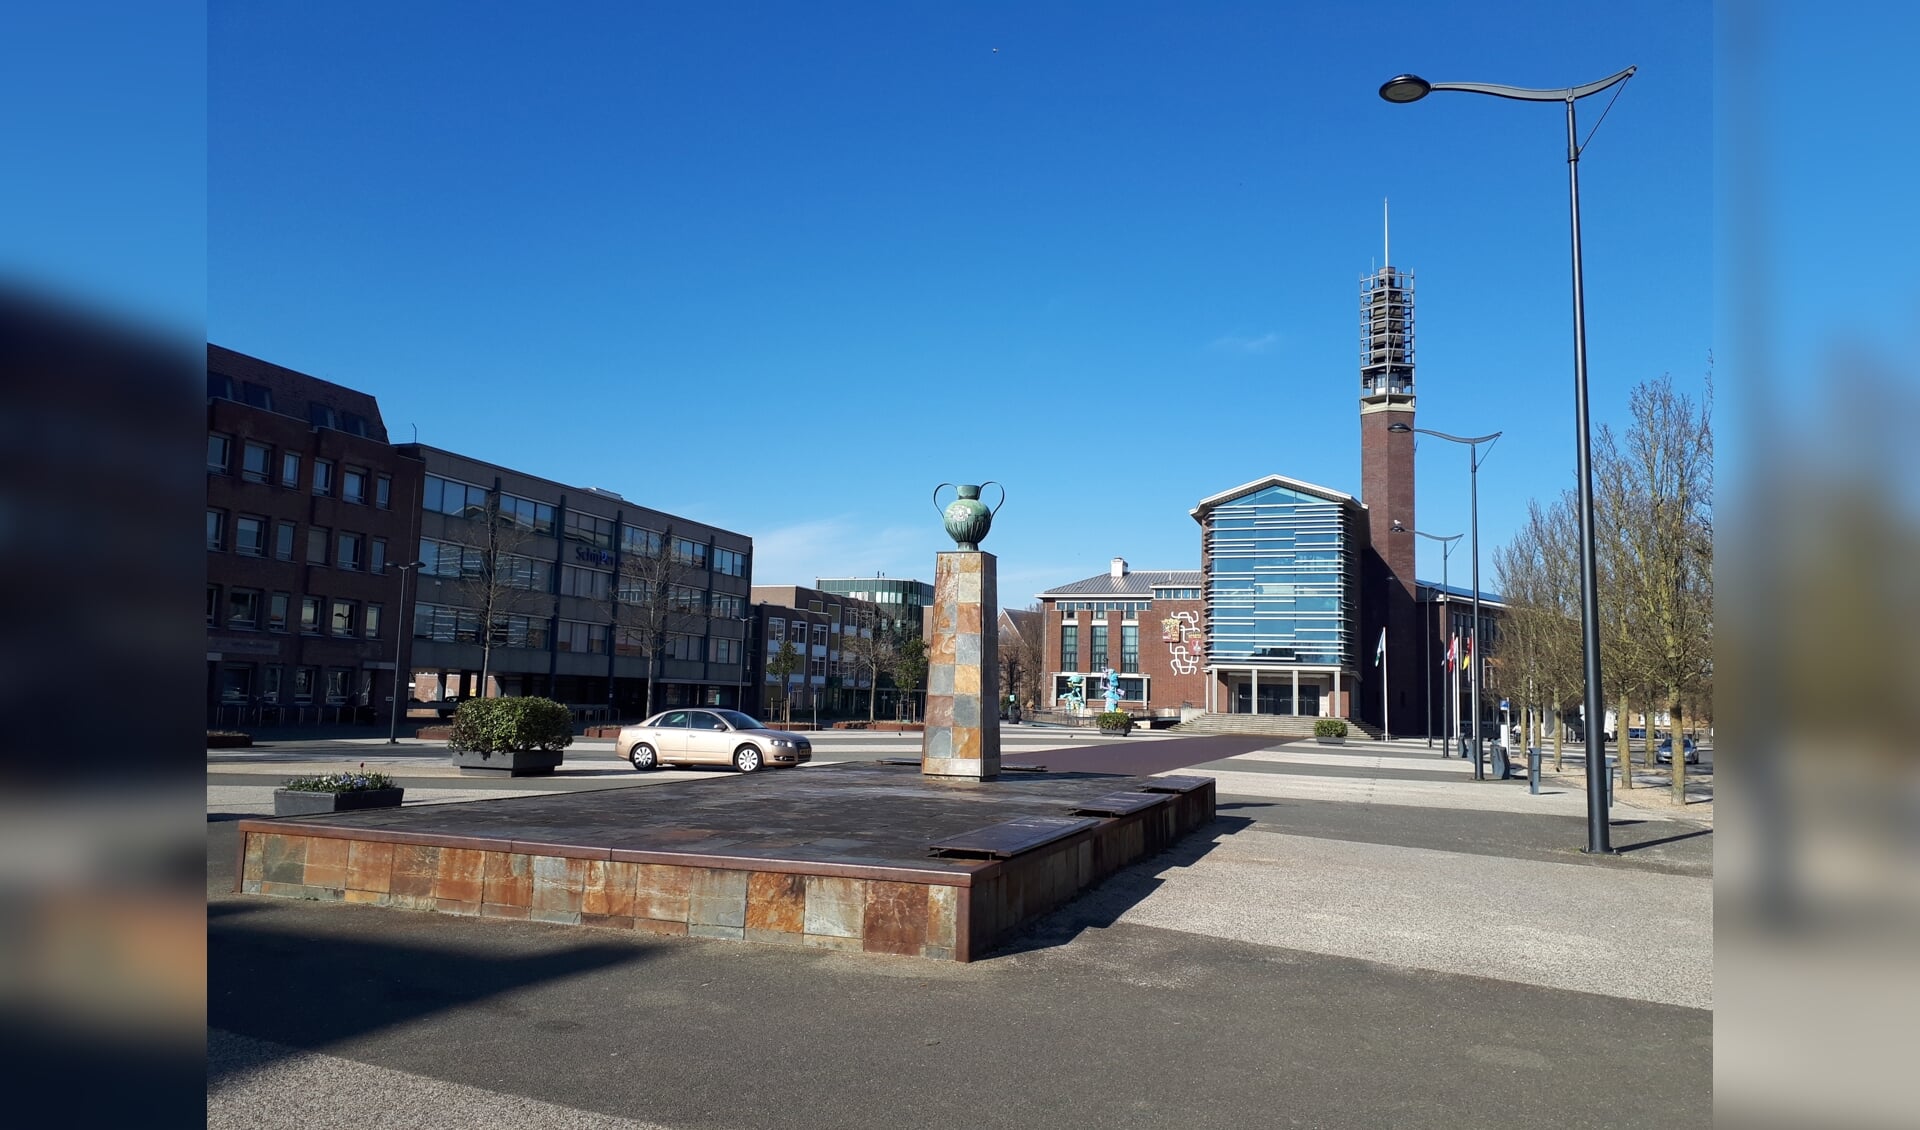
[234,761,1215,961]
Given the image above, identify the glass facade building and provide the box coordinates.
[1204,483,1356,667]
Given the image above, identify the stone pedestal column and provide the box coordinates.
[922,551,1000,780]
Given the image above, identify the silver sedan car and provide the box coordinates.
[617,708,812,773]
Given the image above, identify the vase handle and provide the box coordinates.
[979,481,1006,517]
[932,482,957,519]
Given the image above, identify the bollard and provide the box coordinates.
[1604,756,1617,807]
[1528,746,1541,794]
[1491,743,1511,780]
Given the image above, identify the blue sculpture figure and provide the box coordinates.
[1063,673,1085,714]
[1103,668,1121,713]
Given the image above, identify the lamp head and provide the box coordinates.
[1391,521,1409,533]
[1387,422,1412,433]
[1379,74,1432,103]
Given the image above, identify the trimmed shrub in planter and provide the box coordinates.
[275,771,403,816]
[1314,718,1348,744]
[448,696,572,775]
[1096,710,1134,736]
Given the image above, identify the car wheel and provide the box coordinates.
[628,742,657,771]
[733,746,763,773]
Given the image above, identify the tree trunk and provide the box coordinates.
[868,676,877,722]
[1552,691,1564,771]
[1618,697,1634,788]
[1669,696,1686,804]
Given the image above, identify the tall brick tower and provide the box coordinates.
[1359,209,1417,735]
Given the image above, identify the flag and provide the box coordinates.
[1374,627,1386,667]
[1444,635,1457,669]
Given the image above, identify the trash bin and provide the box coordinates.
[1604,756,1618,807]
[1491,743,1512,780]
[1527,746,1541,794]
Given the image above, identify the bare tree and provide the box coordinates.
[766,639,802,724]
[888,632,928,722]
[438,496,546,696]
[842,606,896,722]
[998,605,1044,716]
[608,524,715,719]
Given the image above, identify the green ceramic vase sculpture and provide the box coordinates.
[933,482,1005,551]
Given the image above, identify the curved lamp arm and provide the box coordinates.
[1381,66,1635,104]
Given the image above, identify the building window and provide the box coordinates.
[672,538,708,570]
[330,600,356,637]
[242,442,271,483]
[375,474,392,510]
[207,509,226,550]
[709,593,744,620]
[503,614,548,649]
[307,526,329,564]
[712,547,747,577]
[229,515,263,557]
[711,637,740,665]
[268,592,289,632]
[274,521,296,561]
[364,603,383,640]
[370,537,387,575]
[324,668,351,704]
[206,584,219,626]
[281,452,300,488]
[768,618,785,643]
[337,532,363,571]
[500,493,555,534]
[219,664,253,704]
[809,657,826,678]
[807,599,822,613]
[811,624,828,648]
[424,475,490,519]
[241,381,273,410]
[342,467,367,504]
[1091,624,1108,671]
[667,584,705,614]
[1060,623,1078,672]
[1122,624,1139,674]
[208,434,231,472]
[293,666,316,703]
[563,511,615,549]
[558,620,607,654]
[560,565,612,600]
[664,632,703,662]
[227,588,261,630]
[262,665,283,704]
[300,596,322,634]
[621,524,662,557]
[313,459,334,496]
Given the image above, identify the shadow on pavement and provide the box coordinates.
[1613,826,1712,854]
[983,815,1255,959]
[208,916,649,1082]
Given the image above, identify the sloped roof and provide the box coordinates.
[1037,570,1203,598]
[1189,473,1361,520]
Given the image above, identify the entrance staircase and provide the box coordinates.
[1170,713,1384,741]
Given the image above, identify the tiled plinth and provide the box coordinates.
[235,762,1214,961]
[922,550,1000,780]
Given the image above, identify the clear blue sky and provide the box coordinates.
[205,2,1722,601]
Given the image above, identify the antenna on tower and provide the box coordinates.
[1383,197,1390,270]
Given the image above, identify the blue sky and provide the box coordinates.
[204,2,1721,601]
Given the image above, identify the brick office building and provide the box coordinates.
[745,585,890,721]
[1036,558,1208,721]
[204,345,426,726]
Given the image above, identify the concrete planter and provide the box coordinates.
[274,787,404,817]
[450,748,564,776]
[1097,726,1133,737]
[1315,737,1346,746]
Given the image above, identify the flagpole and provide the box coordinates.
[1381,628,1390,741]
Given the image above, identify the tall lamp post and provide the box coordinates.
[1380,65,1633,851]
[1390,424,1498,778]
[387,560,426,744]
[1395,524,1461,750]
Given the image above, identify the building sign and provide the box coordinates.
[574,545,615,567]
[209,637,282,658]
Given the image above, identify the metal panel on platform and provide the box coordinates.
[927,815,1101,860]
[1138,775,1213,794]
[1069,791,1167,817]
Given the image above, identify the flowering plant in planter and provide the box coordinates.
[281,771,396,793]
[274,770,404,816]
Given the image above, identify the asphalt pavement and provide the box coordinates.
[209,731,1712,1128]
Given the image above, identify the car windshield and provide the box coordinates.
[712,709,765,730]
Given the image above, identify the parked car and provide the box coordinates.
[617,708,812,773]
[1655,735,1699,764]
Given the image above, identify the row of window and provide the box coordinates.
[207,584,383,639]
[768,620,836,647]
[1053,600,1154,615]
[207,374,376,438]
[423,476,748,579]
[215,662,368,706]
[765,656,854,680]
[1057,624,1142,675]
[208,509,391,574]
[413,602,747,662]
[416,539,742,616]
[208,435,391,507]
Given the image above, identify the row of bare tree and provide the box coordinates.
[1491,372,1713,801]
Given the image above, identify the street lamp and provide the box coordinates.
[1390,424,1498,778]
[387,561,427,744]
[1395,523,1461,750]
[1381,64,1633,852]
